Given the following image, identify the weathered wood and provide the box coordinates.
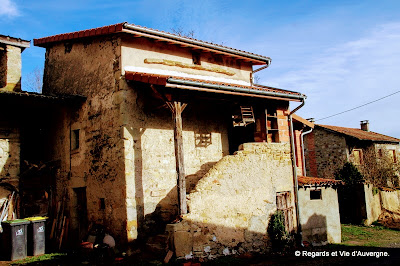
[169,101,188,215]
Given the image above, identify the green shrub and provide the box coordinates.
[268,210,288,249]
[334,162,363,185]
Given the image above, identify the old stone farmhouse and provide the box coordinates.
[31,22,311,254]
[304,121,400,179]
[304,121,400,225]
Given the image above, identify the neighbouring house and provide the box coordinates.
[0,35,84,222]
[1,35,30,205]
[304,120,400,180]
[32,22,308,255]
[291,115,342,245]
[304,121,400,225]
[0,34,30,92]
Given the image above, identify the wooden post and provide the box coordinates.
[167,101,188,215]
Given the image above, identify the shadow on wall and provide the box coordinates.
[140,161,217,239]
[302,213,328,245]
[165,214,283,257]
[122,84,231,242]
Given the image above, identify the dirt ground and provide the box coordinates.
[3,223,400,265]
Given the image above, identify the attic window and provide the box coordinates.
[192,52,201,65]
[310,189,322,200]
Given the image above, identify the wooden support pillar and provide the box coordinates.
[167,101,188,215]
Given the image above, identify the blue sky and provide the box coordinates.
[1,0,400,137]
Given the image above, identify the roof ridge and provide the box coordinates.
[316,124,400,142]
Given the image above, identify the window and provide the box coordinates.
[389,150,397,163]
[310,189,322,200]
[71,129,80,150]
[353,149,362,165]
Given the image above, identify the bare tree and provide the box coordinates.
[25,67,43,93]
[171,27,195,38]
[359,146,400,187]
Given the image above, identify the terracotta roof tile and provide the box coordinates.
[125,71,303,98]
[298,176,344,186]
[317,124,400,143]
[33,23,269,64]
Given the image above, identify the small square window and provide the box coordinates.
[71,129,80,150]
[310,189,322,200]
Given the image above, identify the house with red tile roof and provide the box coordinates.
[291,115,343,245]
[304,121,400,225]
[32,22,310,256]
[304,121,400,180]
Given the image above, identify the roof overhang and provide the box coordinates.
[0,90,86,106]
[298,176,344,188]
[292,114,314,128]
[33,22,270,65]
[125,69,305,102]
[0,35,30,51]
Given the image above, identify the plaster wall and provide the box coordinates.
[169,143,295,257]
[380,190,400,212]
[363,184,382,225]
[298,186,341,244]
[121,36,253,83]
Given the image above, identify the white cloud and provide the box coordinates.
[0,0,19,17]
[262,22,400,138]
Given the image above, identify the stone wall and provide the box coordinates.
[43,36,128,242]
[169,142,294,258]
[0,45,22,92]
[0,127,20,185]
[304,127,348,178]
[119,80,230,241]
[298,186,341,244]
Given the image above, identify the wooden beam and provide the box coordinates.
[167,101,188,215]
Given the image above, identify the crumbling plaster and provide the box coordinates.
[169,143,296,257]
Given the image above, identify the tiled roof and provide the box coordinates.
[33,22,270,64]
[34,23,125,46]
[125,71,304,100]
[0,90,86,102]
[298,176,344,186]
[317,124,400,143]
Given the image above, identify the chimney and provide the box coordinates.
[360,120,369,131]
